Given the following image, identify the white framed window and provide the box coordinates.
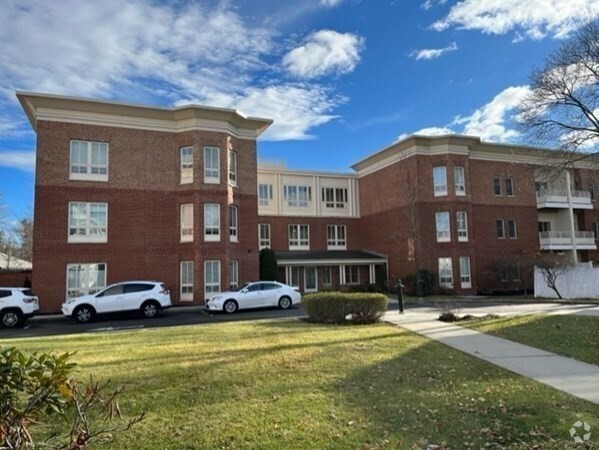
[321,266,332,286]
[505,177,514,196]
[68,202,108,243]
[327,225,347,249]
[496,219,505,239]
[229,150,237,186]
[508,219,517,239]
[284,185,311,207]
[204,146,220,183]
[229,205,238,242]
[204,204,220,241]
[459,257,471,289]
[493,176,502,196]
[259,224,271,249]
[258,184,273,206]
[180,146,193,184]
[286,266,300,287]
[456,211,468,242]
[230,260,239,290]
[180,204,194,242]
[438,257,453,287]
[289,224,309,250]
[70,140,108,181]
[66,263,106,299]
[343,265,359,285]
[433,166,447,196]
[435,211,450,242]
[204,260,220,298]
[180,261,194,301]
[322,188,348,209]
[454,166,465,196]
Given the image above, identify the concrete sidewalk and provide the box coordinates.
[385,310,599,405]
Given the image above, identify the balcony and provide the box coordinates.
[539,230,597,250]
[536,189,593,209]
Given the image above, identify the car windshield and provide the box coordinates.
[233,283,251,292]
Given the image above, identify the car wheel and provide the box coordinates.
[141,300,161,318]
[73,305,95,323]
[1,309,22,328]
[278,296,292,310]
[223,300,238,314]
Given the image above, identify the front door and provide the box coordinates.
[304,267,317,292]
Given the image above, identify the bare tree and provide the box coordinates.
[16,218,33,262]
[536,252,571,299]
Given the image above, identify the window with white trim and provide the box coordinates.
[204,204,220,241]
[438,257,453,287]
[289,224,309,250]
[258,184,273,206]
[230,260,239,290]
[286,266,300,287]
[435,211,450,242]
[344,265,359,285]
[204,146,220,183]
[284,185,311,207]
[180,146,193,184]
[456,211,468,242]
[508,219,517,239]
[180,261,193,301]
[180,204,193,242]
[259,224,270,249]
[493,176,502,196]
[327,225,347,249]
[68,202,107,243]
[229,150,237,185]
[66,263,106,299]
[229,205,238,242]
[505,177,514,196]
[322,187,348,209]
[496,219,505,239]
[459,257,471,289]
[433,166,447,196]
[70,140,108,181]
[321,266,332,286]
[454,166,465,196]
[204,260,220,298]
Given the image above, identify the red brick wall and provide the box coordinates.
[0,271,32,289]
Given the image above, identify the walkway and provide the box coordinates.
[385,310,599,405]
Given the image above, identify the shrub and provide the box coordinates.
[348,283,386,293]
[259,248,278,281]
[303,292,388,325]
[401,269,434,296]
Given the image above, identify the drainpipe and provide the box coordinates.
[566,171,578,264]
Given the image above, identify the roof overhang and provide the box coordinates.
[275,250,387,266]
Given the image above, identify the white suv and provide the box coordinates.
[0,288,40,328]
[61,281,171,323]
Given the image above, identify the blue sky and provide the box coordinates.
[1,0,599,220]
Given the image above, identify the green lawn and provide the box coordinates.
[463,314,599,366]
[2,319,598,449]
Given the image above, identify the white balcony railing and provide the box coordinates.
[536,189,592,209]
[539,230,597,250]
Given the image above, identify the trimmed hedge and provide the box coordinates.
[302,292,388,325]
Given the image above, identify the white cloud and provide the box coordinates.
[0,151,36,172]
[410,42,458,60]
[398,126,453,141]
[320,0,344,7]
[422,0,448,10]
[431,0,599,40]
[283,30,364,79]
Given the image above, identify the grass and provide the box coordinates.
[463,314,599,366]
[2,319,598,449]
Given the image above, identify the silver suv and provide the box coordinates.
[0,288,40,328]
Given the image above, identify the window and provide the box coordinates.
[204,204,220,241]
[435,211,450,242]
[508,219,517,239]
[286,267,300,287]
[433,166,447,196]
[180,146,193,184]
[204,260,220,298]
[229,205,238,242]
[438,257,453,287]
[327,225,346,249]
[230,260,239,290]
[535,181,548,192]
[505,177,514,196]
[493,176,502,196]
[68,202,107,243]
[229,150,237,185]
[538,221,551,232]
[204,146,220,183]
[456,211,468,242]
[258,184,273,206]
[259,224,271,249]
[454,166,465,196]
[284,185,311,207]
[70,140,108,181]
[322,187,348,208]
[321,266,332,286]
[289,224,309,250]
[66,263,106,299]
[590,184,595,201]
[459,257,471,289]
[180,204,193,242]
[496,219,505,239]
[180,261,193,301]
[344,266,359,285]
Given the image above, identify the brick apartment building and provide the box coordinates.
[17,92,599,312]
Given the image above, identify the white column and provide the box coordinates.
[369,264,375,284]
[339,265,345,285]
[565,171,578,264]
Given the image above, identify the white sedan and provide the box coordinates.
[206,281,301,313]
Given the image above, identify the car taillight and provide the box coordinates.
[160,289,170,295]
[23,297,37,303]
[293,287,300,292]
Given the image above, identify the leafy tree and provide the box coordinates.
[259,248,278,281]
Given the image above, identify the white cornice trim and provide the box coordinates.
[278,258,387,266]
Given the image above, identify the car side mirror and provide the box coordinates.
[241,288,248,293]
